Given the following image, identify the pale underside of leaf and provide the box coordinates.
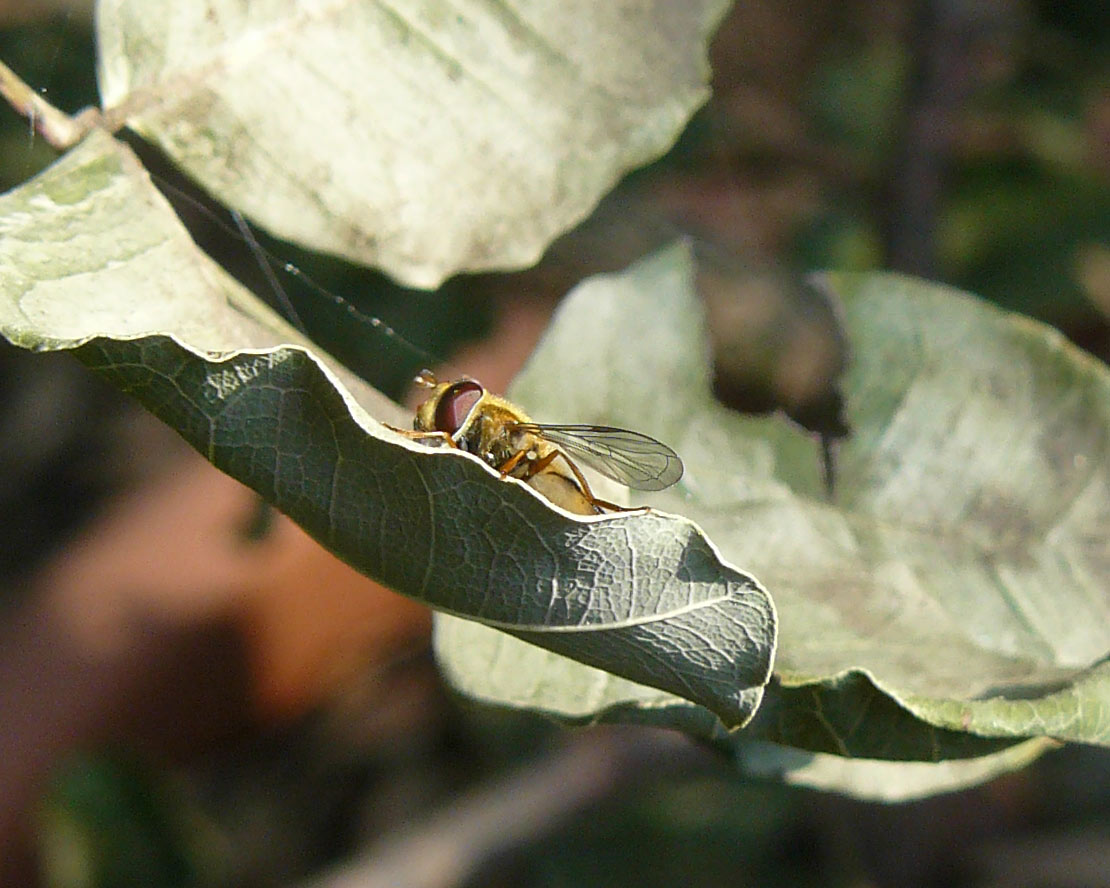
[436,617,1035,763]
[735,738,1055,802]
[0,131,777,729]
[95,0,729,287]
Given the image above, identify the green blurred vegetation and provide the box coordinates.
[37,754,220,888]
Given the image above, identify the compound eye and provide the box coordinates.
[434,380,483,436]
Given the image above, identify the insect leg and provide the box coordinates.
[497,448,605,512]
[383,425,457,447]
[496,447,530,476]
[510,449,558,477]
[550,451,646,514]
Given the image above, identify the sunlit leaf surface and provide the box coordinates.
[0,131,776,728]
[96,0,728,287]
[436,239,1110,785]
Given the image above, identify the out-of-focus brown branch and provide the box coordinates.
[884,0,1011,276]
[303,728,704,888]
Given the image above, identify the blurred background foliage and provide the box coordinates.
[0,1,1107,886]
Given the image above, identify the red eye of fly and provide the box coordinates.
[434,380,483,436]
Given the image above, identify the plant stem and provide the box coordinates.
[0,57,99,150]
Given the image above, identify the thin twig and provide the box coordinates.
[0,57,99,150]
[302,727,701,888]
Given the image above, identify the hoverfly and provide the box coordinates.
[145,172,680,512]
[397,370,683,515]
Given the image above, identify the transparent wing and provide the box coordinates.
[512,423,683,491]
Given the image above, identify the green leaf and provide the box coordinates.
[0,131,776,729]
[95,0,729,288]
[735,738,1055,802]
[437,615,765,728]
[435,239,1110,766]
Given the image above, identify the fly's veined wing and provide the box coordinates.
[513,424,683,491]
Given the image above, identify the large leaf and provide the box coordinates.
[0,131,776,728]
[437,619,1059,798]
[95,0,728,288]
[435,239,1110,768]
